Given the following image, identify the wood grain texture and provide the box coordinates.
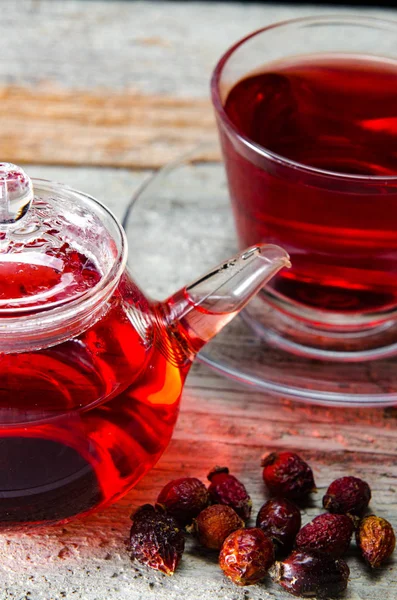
[1,1,397,599]
[3,0,375,96]
[25,163,152,220]
[0,86,218,168]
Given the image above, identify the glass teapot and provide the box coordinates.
[0,163,289,529]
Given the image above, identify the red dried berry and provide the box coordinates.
[219,528,275,586]
[192,504,244,550]
[296,513,354,557]
[157,477,210,526]
[129,504,185,575]
[323,476,371,516]
[261,452,316,501]
[207,466,252,521]
[256,498,301,554]
[356,515,396,568]
[270,549,350,598]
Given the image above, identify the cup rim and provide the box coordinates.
[211,14,397,183]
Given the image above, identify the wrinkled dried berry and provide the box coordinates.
[219,528,275,586]
[261,452,316,501]
[129,504,185,575]
[192,504,244,550]
[256,498,301,554]
[356,515,396,568]
[270,549,350,597]
[296,513,354,558]
[157,477,210,526]
[207,466,252,521]
[323,476,371,516]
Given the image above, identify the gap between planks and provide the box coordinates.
[0,85,220,169]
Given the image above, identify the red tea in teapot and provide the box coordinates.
[0,259,186,527]
[222,55,397,313]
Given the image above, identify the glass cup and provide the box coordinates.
[211,15,397,361]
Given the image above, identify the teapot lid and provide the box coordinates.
[0,163,126,350]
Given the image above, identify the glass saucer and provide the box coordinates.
[123,144,397,407]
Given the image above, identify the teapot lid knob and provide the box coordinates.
[0,163,33,225]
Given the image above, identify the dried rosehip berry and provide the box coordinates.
[256,498,301,554]
[207,466,252,521]
[296,513,354,557]
[356,515,396,568]
[191,504,244,550]
[219,528,275,586]
[156,477,210,526]
[129,504,185,575]
[270,549,350,598]
[323,476,371,516]
[261,451,316,501]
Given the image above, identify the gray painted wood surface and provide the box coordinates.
[0,2,396,599]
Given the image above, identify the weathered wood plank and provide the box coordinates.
[25,163,152,220]
[0,86,217,168]
[5,0,387,97]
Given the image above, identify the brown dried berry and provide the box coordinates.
[156,477,210,526]
[296,513,354,557]
[356,515,396,568]
[129,504,185,575]
[192,504,244,550]
[323,476,371,516]
[256,498,301,554]
[270,549,350,597]
[219,528,275,586]
[261,451,316,501]
[207,466,252,521]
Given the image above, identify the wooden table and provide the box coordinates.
[1,2,396,599]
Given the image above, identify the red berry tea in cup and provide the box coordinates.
[220,55,397,315]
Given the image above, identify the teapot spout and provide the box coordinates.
[163,245,290,358]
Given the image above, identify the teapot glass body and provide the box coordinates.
[0,270,187,528]
[0,169,289,529]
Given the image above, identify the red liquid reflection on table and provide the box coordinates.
[0,249,185,527]
[222,56,397,314]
